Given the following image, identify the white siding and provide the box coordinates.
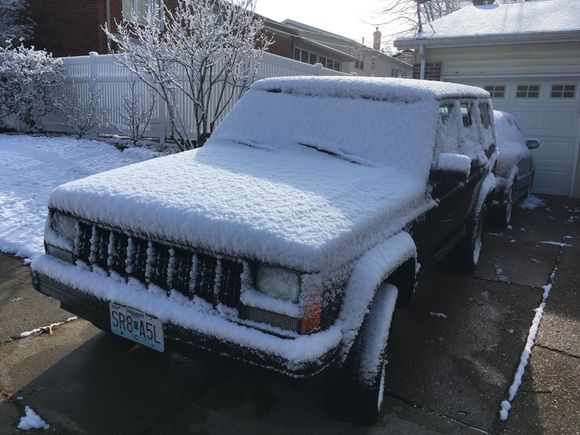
[425,42,580,197]
[427,42,580,79]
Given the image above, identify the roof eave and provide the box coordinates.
[395,30,580,50]
[296,37,357,62]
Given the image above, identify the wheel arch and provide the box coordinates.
[338,232,417,363]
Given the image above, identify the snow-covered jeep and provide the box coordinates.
[31,77,496,423]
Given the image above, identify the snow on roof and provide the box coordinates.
[396,0,580,46]
[253,76,489,100]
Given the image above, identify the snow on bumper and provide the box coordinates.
[31,255,342,377]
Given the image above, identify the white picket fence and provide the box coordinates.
[44,51,345,143]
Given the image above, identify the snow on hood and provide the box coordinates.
[49,142,433,272]
[49,81,440,272]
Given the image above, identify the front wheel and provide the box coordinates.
[347,283,398,425]
[490,186,513,228]
[449,203,486,273]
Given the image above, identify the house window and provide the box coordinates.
[354,54,365,70]
[318,56,341,71]
[123,0,161,23]
[484,85,505,99]
[516,85,540,98]
[294,48,318,65]
[391,67,400,77]
[551,84,576,98]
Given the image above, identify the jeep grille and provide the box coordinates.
[75,222,243,308]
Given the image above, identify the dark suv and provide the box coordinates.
[31,77,496,423]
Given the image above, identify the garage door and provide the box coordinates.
[456,79,580,196]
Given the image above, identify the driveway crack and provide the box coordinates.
[535,344,580,360]
[384,391,490,434]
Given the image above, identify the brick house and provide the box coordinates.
[29,0,411,78]
[29,0,180,57]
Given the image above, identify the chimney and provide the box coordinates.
[373,27,381,50]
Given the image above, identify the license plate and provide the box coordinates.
[109,302,164,352]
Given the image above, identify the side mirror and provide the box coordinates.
[526,139,540,150]
[430,153,471,182]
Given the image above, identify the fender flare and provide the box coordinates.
[338,231,416,362]
[475,173,496,216]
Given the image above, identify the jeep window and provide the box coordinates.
[479,102,492,129]
[435,102,461,156]
[459,102,472,127]
[438,104,454,123]
[459,101,484,160]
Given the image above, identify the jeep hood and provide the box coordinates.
[48,141,433,272]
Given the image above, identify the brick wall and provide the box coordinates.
[267,31,293,59]
[29,0,294,59]
[412,62,442,81]
[30,0,122,57]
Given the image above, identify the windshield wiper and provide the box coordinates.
[297,142,364,165]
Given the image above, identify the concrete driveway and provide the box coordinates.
[0,195,578,434]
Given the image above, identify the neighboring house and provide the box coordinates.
[278,20,412,77]
[262,19,357,72]
[29,1,411,78]
[394,0,580,197]
[28,0,178,57]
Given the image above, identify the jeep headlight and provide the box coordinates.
[50,211,77,242]
[255,265,300,303]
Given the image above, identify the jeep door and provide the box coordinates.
[413,100,484,261]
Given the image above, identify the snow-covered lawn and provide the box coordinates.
[0,134,160,260]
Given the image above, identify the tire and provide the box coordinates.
[490,186,513,228]
[449,203,486,273]
[347,283,398,425]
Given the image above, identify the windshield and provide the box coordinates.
[212,88,438,174]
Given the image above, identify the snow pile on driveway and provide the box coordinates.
[17,405,49,430]
[0,134,159,259]
[519,195,544,210]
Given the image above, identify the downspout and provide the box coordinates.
[105,0,111,53]
[419,43,425,80]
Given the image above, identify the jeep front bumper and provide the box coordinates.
[30,255,341,378]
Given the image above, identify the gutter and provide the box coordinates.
[395,30,580,50]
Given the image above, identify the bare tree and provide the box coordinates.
[116,78,156,147]
[104,0,271,151]
[0,0,33,47]
[379,0,464,40]
[63,83,106,139]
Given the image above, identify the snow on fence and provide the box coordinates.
[43,51,345,143]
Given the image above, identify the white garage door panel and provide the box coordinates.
[506,110,542,132]
[534,137,576,161]
[543,111,577,136]
[453,78,579,196]
[534,168,571,195]
[491,105,577,196]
